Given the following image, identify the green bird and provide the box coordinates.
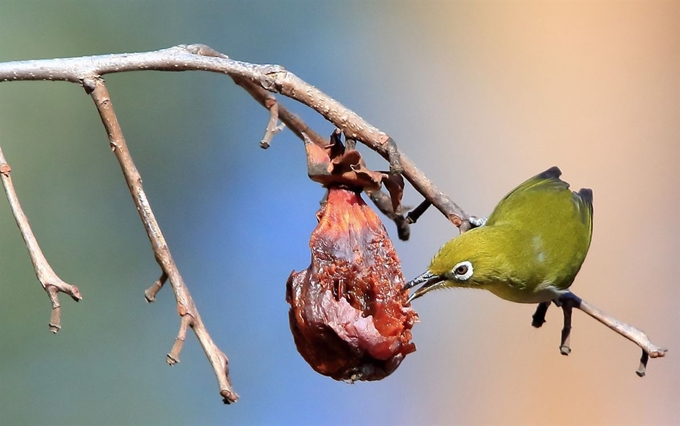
[405,166,593,304]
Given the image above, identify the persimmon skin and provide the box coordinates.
[287,188,417,381]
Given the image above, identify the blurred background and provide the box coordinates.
[0,1,677,425]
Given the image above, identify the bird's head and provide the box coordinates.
[404,228,497,302]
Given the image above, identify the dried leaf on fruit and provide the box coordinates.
[303,132,405,214]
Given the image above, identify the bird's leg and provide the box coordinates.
[531,301,551,328]
[637,350,650,377]
[405,199,432,224]
[559,298,575,355]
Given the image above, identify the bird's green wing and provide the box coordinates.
[486,166,564,225]
[486,166,592,229]
[485,166,594,292]
[572,187,593,239]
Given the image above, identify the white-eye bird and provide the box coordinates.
[405,166,593,304]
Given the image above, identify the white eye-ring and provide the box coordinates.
[451,261,473,281]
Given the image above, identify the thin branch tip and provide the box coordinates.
[145,271,168,303]
[259,98,285,149]
[221,389,239,404]
[0,146,81,333]
[167,315,191,365]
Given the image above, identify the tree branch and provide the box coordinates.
[0,146,82,332]
[0,44,667,402]
[0,43,469,228]
[85,77,237,404]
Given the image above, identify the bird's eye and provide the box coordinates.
[451,261,473,281]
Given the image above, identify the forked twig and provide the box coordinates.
[0,147,82,332]
[230,63,411,237]
[535,292,667,376]
[85,77,237,403]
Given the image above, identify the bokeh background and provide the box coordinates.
[0,1,678,425]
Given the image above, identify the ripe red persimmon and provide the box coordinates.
[287,187,417,381]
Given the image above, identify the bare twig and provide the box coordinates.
[0,146,82,332]
[85,77,237,404]
[144,271,168,303]
[259,98,285,149]
[167,314,191,365]
[253,63,468,227]
[557,292,667,375]
[232,64,410,236]
[179,44,329,150]
[234,76,329,148]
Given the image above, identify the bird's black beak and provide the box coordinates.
[403,271,445,303]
